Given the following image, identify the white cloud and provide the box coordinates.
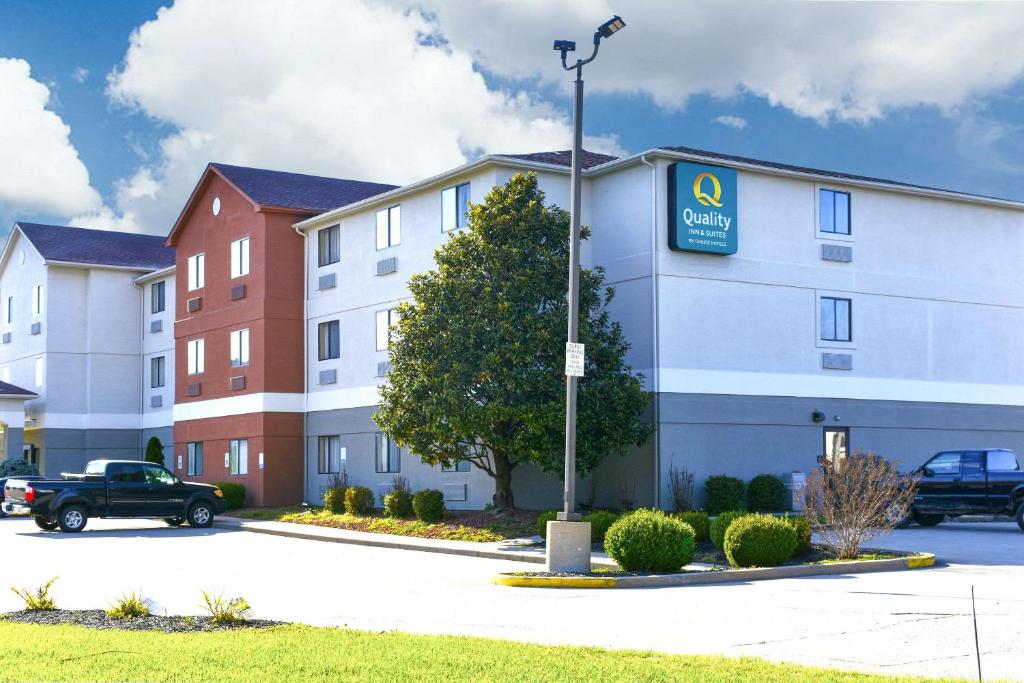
[713,115,748,131]
[0,58,103,220]
[96,0,623,233]
[72,66,90,83]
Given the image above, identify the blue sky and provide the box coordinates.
[1,1,1023,236]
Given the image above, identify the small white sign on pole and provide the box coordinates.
[565,342,585,377]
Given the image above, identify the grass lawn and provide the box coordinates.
[228,506,538,542]
[0,621,949,683]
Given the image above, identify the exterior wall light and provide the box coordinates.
[812,410,826,423]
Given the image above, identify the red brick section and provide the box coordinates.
[168,170,307,507]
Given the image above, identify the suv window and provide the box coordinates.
[144,465,177,486]
[108,464,145,483]
[987,450,1021,472]
[925,451,961,476]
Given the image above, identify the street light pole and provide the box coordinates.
[554,16,625,523]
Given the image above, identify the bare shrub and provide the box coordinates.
[668,465,695,512]
[391,475,410,494]
[329,470,349,491]
[803,451,918,559]
[617,478,636,512]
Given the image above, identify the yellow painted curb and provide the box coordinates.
[906,553,936,569]
[493,574,617,589]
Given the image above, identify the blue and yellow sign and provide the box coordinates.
[667,161,738,255]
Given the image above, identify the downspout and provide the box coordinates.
[133,278,145,458]
[293,222,310,504]
[640,155,661,509]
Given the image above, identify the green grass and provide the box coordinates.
[0,622,949,682]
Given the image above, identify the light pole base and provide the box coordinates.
[545,520,592,573]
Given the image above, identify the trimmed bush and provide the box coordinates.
[583,510,619,545]
[0,459,39,479]
[783,514,812,555]
[747,474,788,513]
[412,489,445,523]
[723,514,798,568]
[704,475,745,515]
[603,509,696,572]
[674,511,710,543]
[322,486,347,514]
[383,488,414,518]
[536,510,558,539]
[709,510,749,550]
[344,486,374,516]
[214,482,246,510]
[144,437,165,466]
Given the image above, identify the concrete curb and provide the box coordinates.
[493,552,936,589]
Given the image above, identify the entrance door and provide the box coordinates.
[823,427,849,468]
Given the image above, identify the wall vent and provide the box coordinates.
[230,375,246,391]
[319,369,337,385]
[821,244,853,262]
[822,353,853,371]
[187,297,202,313]
[318,273,337,290]
[443,484,467,502]
[150,395,163,408]
[230,284,246,301]
[150,319,163,333]
[376,361,391,378]
[186,382,202,397]
[2,332,10,344]
[376,257,397,276]
[29,322,41,335]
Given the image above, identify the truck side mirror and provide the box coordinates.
[922,467,934,478]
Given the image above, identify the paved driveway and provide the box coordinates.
[1,517,1022,681]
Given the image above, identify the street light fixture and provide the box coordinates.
[553,15,625,525]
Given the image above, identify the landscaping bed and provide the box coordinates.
[0,609,281,633]
[691,541,899,568]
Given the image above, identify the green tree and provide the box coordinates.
[375,173,651,510]
[144,437,165,466]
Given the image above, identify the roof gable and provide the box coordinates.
[11,223,174,271]
[499,149,619,170]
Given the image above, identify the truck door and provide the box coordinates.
[916,451,963,512]
[142,464,186,516]
[107,463,149,515]
[983,449,1021,514]
[959,451,987,513]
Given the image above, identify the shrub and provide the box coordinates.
[10,576,58,610]
[144,436,165,466]
[675,511,710,543]
[747,474,788,512]
[536,510,558,539]
[709,510,750,550]
[200,590,250,625]
[0,459,39,479]
[583,510,619,545]
[383,488,414,518]
[704,475,745,515]
[412,489,445,523]
[214,482,246,510]
[668,465,695,512]
[344,486,374,516]
[603,509,696,572]
[107,591,151,619]
[723,514,798,568]
[783,514,812,555]
[322,486,346,514]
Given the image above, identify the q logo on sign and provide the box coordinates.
[693,172,724,208]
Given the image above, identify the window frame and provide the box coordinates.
[151,280,166,314]
[318,225,341,267]
[187,338,205,375]
[187,253,205,291]
[318,320,340,361]
[317,435,342,474]
[230,328,250,368]
[5,296,13,325]
[375,205,401,250]
[31,285,43,317]
[186,441,204,476]
[818,188,852,237]
[441,182,470,231]
[819,296,852,343]
[230,237,251,279]
[375,308,400,351]
[229,438,249,476]
[375,433,401,473]
[442,460,472,473]
[151,355,165,388]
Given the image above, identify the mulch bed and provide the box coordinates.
[1,610,282,633]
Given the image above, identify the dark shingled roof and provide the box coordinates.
[211,163,398,213]
[499,150,619,170]
[0,380,36,397]
[15,223,174,270]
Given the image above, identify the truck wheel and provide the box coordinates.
[187,501,214,528]
[912,511,944,527]
[1015,504,1024,532]
[33,516,58,531]
[164,517,186,527]
[57,505,88,533]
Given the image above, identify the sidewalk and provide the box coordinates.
[213,515,620,568]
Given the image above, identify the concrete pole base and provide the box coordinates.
[545,520,592,573]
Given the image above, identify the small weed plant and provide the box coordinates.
[201,590,251,625]
[106,592,151,619]
[10,576,58,610]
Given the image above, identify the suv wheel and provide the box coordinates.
[33,516,58,531]
[57,505,88,533]
[912,511,944,527]
[1015,503,1024,532]
[187,501,214,528]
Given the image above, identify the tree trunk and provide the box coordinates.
[492,451,515,511]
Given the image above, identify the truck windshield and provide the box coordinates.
[987,450,1020,472]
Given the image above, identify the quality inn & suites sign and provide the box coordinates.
[667,160,738,255]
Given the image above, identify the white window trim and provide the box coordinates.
[230,237,251,279]
[815,184,855,243]
[187,338,206,375]
[188,253,206,291]
[230,328,250,367]
[376,205,401,250]
[815,290,857,350]
[31,285,43,317]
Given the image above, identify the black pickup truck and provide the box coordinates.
[1,460,226,533]
[909,448,1024,530]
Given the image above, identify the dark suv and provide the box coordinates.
[910,449,1024,530]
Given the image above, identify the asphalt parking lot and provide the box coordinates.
[1,516,1022,681]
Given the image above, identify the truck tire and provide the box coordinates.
[912,511,944,527]
[164,517,186,527]
[187,501,214,528]
[33,516,58,531]
[57,505,88,533]
[1016,503,1024,532]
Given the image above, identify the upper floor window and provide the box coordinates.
[375,309,400,351]
[31,285,43,317]
[819,189,851,235]
[318,225,340,267]
[187,253,205,291]
[187,338,205,375]
[230,328,250,367]
[318,320,340,361]
[820,296,852,342]
[375,433,400,473]
[5,296,13,325]
[151,281,166,314]
[441,182,470,231]
[151,356,165,388]
[229,438,249,476]
[230,237,250,278]
[376,205,401,250]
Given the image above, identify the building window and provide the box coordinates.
[375,205,401,250]
[230,237,250,278]
[151,356,165,388]
[31,285,43,317]
[5,296,12,324]
[375,433,400,473]
[151,281,166,314]
[318,320,340,361]
[442,460,472,473]
[230,329,250,367]
[375,308,400,351]
[1,367,9,383]
[819,189,851,235]
[187,338,205,375]
[187,442,204,476]
[34,357,43,387]
[318,435,342,474]
[229,438,249,475]
[823,427,849,468]
[820,297,852,342]
[318,225,340,267]
[441,182,470,231]
[187,253,205,291]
